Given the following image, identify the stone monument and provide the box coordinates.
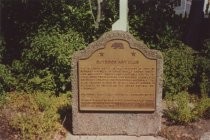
[71,0,163,137]
[71,31,163,136]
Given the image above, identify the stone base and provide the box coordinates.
[67,132,167,140]
[72,112,162,136]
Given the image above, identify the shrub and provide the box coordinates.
[0,93,7,108]
[4,92,71,140]
[0,31,16,102]
[165,91,196,124]
[0,64,16,94]
[163,45,196,96]
[194,97,210,118]
[194,39,210,97]
[165,92,210,124]
[0,36,5,62]
[129,0,185,50]
[12,27,85,93]
[203,39,210,59]
[199,73,210,97]
[27,69,56,92]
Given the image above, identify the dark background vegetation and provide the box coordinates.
[0,0,209,96]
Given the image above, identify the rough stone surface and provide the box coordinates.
[71,31,163,136]
[66,132,167,140]
[200,132,210,140]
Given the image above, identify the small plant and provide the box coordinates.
[165,91,196,124]
[165,91,210,124]
[199,73,210,97]
[194,97,210,118]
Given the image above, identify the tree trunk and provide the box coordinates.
[183,0,205,50]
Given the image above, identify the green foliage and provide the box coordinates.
[163,45,196,96]
[154,26,184,50]
[0,0,206,98]
[165,92,210,124]
[5,92,70,140]
[129,0,185,50]
[34,91,70,112]
[194,97,210,118]
[3,0,94,93]
[165,91,196,124]
[199,73,210,97]
[27,69,56,92]
[62,0,118,42]
[194,39,210,96]
[12,27,85,93]
[1,0,123,45]
[203,39,210,58]
[0,36,5,62]
[0,37,14,94]
[0,93,7,108]
[0,64,16,94]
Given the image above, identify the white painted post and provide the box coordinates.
[204,0,208,13]
[112,0,128,31]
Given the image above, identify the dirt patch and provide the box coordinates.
[0,113,20,140]
[160,117,210,140]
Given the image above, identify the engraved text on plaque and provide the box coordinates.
[78,40,157,111]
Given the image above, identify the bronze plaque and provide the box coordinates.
[78,40,157,111]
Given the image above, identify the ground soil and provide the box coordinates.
[159,116,210,140]
[0,113,20,140]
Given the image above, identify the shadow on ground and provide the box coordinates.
[58,105,72,133]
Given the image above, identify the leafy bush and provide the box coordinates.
[129,0,185,50]
[165,92,210,124]
[0,36,5,62]
[12,27,85,93]
[0,37,15,94]
[27,69,56,92]
[165,91,196,124]
[0,93,7,108]
[4,92,71,140]
[194,97,210,118]
[0,36,16,105]
[0,64,16,94]
[194,39,210,97]
[199,73,210,97]
[163,45,196,96]
[204,39,210,58]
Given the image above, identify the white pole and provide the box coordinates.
[112,0,128,31]
[204,0,208,13]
